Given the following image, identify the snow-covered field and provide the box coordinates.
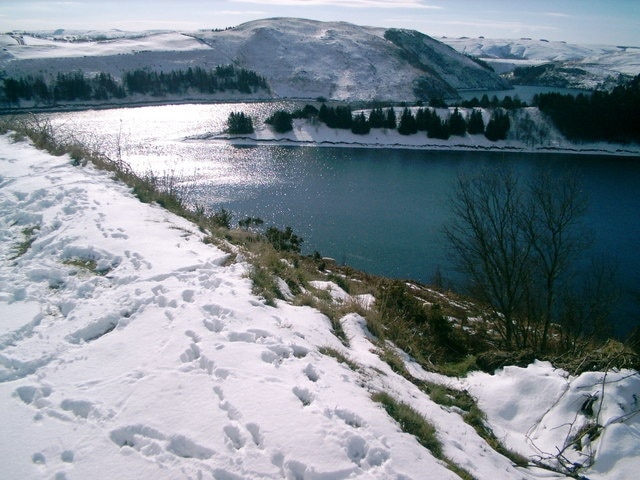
[1,133,639,479]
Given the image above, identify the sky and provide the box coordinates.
[1,0,639,46]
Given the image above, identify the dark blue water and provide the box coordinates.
[199,146,640,335]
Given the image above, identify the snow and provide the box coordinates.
[1,133,639,479]
[442,37,640,88]
[1,31,210,60]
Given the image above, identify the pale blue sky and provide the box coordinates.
[2,0,638,45]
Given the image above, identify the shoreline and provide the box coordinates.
[194,127,640,157]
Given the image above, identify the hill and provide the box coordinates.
[442,36,640,89]
[1,18,509,102]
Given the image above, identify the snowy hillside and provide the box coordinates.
[442,37,640,88]
[2,133,640,479]
[1,18,508,102]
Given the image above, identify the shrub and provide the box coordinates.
[210,208,233,229]
[265,110,293,133]
[265,226,303,253]
[226,111,254,134]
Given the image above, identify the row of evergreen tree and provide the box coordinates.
[2,72,126,103]
[1,65,269,105]
[316,104,510,140]
[533,74,640,143]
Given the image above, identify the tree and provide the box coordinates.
[384,107,397,129]
[265,110,293,133]
[426,111,450,140]
[445,168,608,352]
[397,107,417,135]
[448,108,466,136]
[522,171,589,351]
[484,109,510,141]
[467,109,485,135]
[226,112,254,134]
[368,107,385,128]
[445,169,530,348]
[351,112,370,134]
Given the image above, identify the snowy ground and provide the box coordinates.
[1,133,639,479]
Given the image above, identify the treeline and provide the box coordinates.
[2,72,125,103]
[123,65,268,96]
[1,65,269,105]
[257,104,511,141]
[533,74,640,143]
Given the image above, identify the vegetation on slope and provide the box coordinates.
[1,65,269,106]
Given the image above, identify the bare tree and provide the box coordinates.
[445,169,531,348]
[445,167,607,352]
[523,171,589,352]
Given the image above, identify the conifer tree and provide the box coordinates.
[351,112,370,134]
[467,109,485,135]
[484,109,510,141]
[384,107,397,129]
[368,107,385,128]
[397,107,418,135]
[448,108,467,136]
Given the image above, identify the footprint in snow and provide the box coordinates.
[304,364,320,382]
[292,386,314,407]
[223,424,246,450]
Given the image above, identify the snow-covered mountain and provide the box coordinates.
[442,37,640,89]
[1,18,509,102]
[1,133,639,479]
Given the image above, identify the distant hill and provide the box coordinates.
[1,18,509,102]
[442,36,640,90]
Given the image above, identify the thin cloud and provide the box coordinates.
[232,0,442,9]
[440,19,557,32]
[543,12,569,18]
[220,10,267,15]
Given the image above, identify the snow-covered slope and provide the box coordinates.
[1,134,639,479]
[442,37,640,89]
[1,18,508,101]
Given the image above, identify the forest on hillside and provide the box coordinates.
[0,65,269,105]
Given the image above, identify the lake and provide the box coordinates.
[43,103,640,335]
